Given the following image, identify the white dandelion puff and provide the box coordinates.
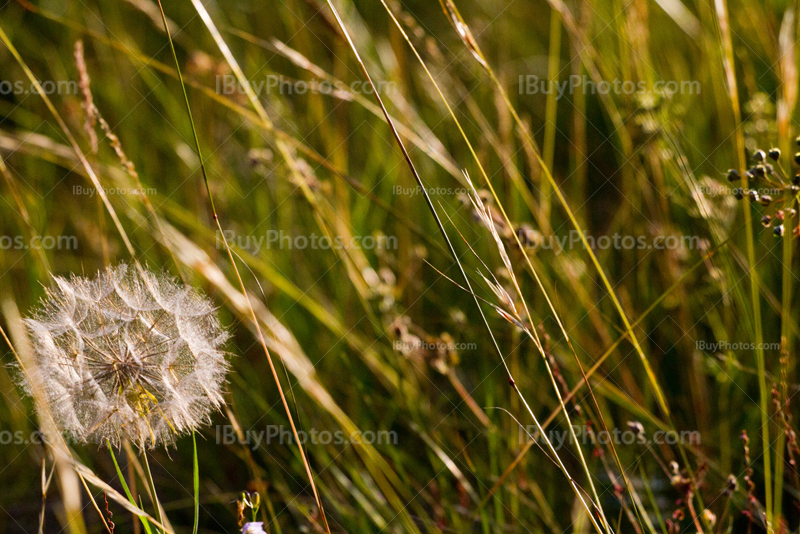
[19,263,230,449]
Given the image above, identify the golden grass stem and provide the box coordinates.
[155,2,331,531]
[713,1,772,531]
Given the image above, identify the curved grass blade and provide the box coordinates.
[153,2,331,531]
[714,1,772,531]
[320,1,604,531]
[107,442,154,534]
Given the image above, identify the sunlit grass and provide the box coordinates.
[0,0,799,532]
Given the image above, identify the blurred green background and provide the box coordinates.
[1,0,799,532]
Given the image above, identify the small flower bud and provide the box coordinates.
[703,510,717,528]
[759,195,772,206]
[724,474,738,495]
[726,169,740,182]
[762,215,772,227]
[748,190,760,202]
[754,150,766,162]
[794,152,800,165]
[769,148,781,161]
[774,224,785,237]
[734,188,744,200]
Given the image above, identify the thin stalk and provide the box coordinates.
[107,442,154,534]
[485,28,668,421]
[382,2,645,529]
[154,3,331,531]
[0,25,136,258]
[431,21,675,511]
[141,452,165,534]
[640,464,668,534]
[0,154,52,273]
[774,4,797,516]
[713,1,772,531]
[774,190,793,524]
[541,8,562,224]
[321,2,604,531]
[192,432,199,534]
[481,232,736,501]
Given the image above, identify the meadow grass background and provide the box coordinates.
[0,0,798,532]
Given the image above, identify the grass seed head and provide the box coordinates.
[21,263,230,449]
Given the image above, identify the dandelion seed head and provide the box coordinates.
[21,263,229,449]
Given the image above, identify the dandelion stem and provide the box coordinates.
[107,441,153,534]
[141,452,165,534]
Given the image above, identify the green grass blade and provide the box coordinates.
[107,443,154,534]
[192,432,199,534]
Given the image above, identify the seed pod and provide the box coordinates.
[794,172,800,185]
[765,163,774,175]
[727,169,740,182]
[748,190,760,202]
[754,150,766,162]
[734,187,744,200]
[762,215,772,227]
[774,224,785,237]
[759,195,773,206]
[769,148,781,161]
[627,421,645,436]
[794,152,800,165]
[755,165,766,177]
[724,474,739,496]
